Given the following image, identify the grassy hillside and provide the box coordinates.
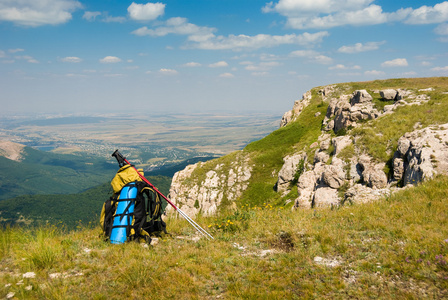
[0,176,447,299]
[182,77,448,210]
[0,175,171,229]
[0,147,117,200]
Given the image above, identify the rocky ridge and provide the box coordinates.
[169,81,448,215]
[169,151,252,217]
[279,86,446,208]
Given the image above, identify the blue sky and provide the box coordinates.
[1,0,448,115]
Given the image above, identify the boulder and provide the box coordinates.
[344,184,390,204]
[322,165,346,189]
[350,90,373,105]
[312,186,340,207]
[334,111,352,133]
[276,153,304,192]
[358,155,388,189]
[393,124,448,185]
[295,170,317,208]
[332,136,352,156]
[379,89,397,100]
[314,150,330,164]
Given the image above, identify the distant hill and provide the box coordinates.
[0,145,117,200]
[0,175,171,229]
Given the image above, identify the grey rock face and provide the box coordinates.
[379,89,397,100]
[324,90,379,133]
[276,153,305,193]
[350,90,373,105]
[393,124,448,185]
[169,152,252,217]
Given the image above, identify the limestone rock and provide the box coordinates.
[314,150,330,164]
[276,153,305,192]
[332,136,352,156]
[350,90,373,105]
[169,152,252,217]
[322,165,346,189]
[280,110,293,127]
[379,89,397,100]
[312,186,339,207]
[344,184,390,204]
[324,90,380,133]
[393,124,448,185]
[358,155,388,189]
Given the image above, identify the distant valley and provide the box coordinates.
[0,112,280,227]
[0,112,280,169]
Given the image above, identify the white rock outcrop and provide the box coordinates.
[280,90,312,127]
[169,152,252,217]
[393,124,448,185]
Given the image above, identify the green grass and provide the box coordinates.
[178,77,448,210]
[1,175,447,299]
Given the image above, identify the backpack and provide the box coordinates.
[100,165,167,244]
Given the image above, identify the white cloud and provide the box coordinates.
[132,17,216,39]
[83,11,125,23]
[381,58,408,67]
[83,11,101,21]
[289,50,318,57]
[208,61,229,68]
[338,41,385,53]
[9,48,24,53]
[364,70,386,76]
[0,0,82,27]
[61,56,82,63]
[404,2,448,24]
[251,72,269,76]
[290,50,333,64]
[183,62,201,67]
[15,55,39,63]
[128,2,165,21]
[287,5,387,29]
[263,0,374,15]
[0,50,5,58]
[99,56,122,63]
[263,1,448,29]
[189,31,329,50]
[132,17,329,50]
[431,66,448,72]
[103,15,126,23]
[435,23,448,35]
[328,64,361,70]
[159,68,178,75]
[243,61,281,72]
[219,73,234,78]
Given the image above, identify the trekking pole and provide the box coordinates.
[112,150,214,240]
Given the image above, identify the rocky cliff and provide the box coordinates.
[169,78,448,216]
